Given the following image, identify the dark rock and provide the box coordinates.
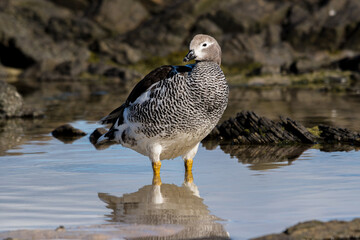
[205,110,360,147]
[205,1,289,35]
[55,225,65,232]
[122,0,296,72]
[280,116,316,144]
[319,124,360,145]
[252,218,360,240]
[0,1,89,68]
[190,17,223,42]
[0,80,43,118]
[87,62,113,75]
[17,107,44,118]
[54,60,88,77]
[45,16,106,44]
[103,68,126,78]
[48,0,89,13]
[2,0,360,81]
[282,0,360,52]
[87,63,142,86]
[51,124,86,143]
[335,55,360,72]
[204,0,360,73]
[101,66,142,84]
[89,62,142,81]
[52,124,86,137]
[87,0,149,34]
[21,58,89,81]
[209,110,317,145]
[123,0,201,58]
[287,50,353,74]
[0,0,9,11]
[197,1,294,73]
[139,0,178,15]
[0,0,90,82]
[221,29,294,74]
[20,60,58,80]
[93,40,143,65]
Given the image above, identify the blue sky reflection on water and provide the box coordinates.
[197,148,360,239]
[0,121,360,239]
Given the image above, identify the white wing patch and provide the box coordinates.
[132,88,151,105]
[131,81,162,105]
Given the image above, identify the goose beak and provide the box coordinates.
[183,49,196,62]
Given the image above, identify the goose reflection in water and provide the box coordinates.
[98,171,229,240]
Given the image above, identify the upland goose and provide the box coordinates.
[98,34,228,184]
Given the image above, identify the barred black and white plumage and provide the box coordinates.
[97,34,229,177]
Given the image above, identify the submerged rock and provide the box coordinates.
[55,225,65,232]
[52,124,86,137]
[52,124,86,143]
[252,218,360,240]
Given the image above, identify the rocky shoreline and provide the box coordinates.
[252,218,360,240]
[2,0,360,118]
[1,0,360,87]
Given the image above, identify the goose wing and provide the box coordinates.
[100,65,194,126]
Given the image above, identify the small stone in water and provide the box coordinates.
[55,225,65,231]
[51,124,86,143]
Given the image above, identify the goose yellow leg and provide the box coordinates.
[184,159,193,183]
[152,161,162,185]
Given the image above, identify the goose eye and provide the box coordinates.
[202,43,207,47]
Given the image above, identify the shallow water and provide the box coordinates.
[1,86,360,239]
